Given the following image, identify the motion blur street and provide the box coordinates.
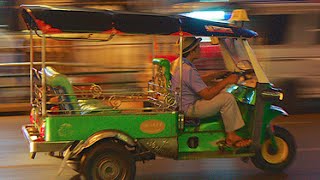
[0,114,320,180]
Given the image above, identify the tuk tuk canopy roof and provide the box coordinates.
[20,5,258,38]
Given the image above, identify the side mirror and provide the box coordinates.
[210,37,219,45]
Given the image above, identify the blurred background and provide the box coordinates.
[0,0,319,114]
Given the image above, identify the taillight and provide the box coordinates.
[29,109,34,124]
[30,107,40,124]
[103,28,123,34]
[35,19,62,34]
[30,107,37,124]
[39,123,45,139]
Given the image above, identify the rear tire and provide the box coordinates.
[82,141,136,180]
[251,126,296,172]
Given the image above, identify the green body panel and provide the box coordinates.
[225,85,257,130]
[184,121,223,133]
[226,84,256,105]
[178,131,225,153]
[249,83,288,146]
[42,80,285,159]
[45,112,178,141]
[260,104,287,143]
[177,87,256,155]
[181,120,224,153]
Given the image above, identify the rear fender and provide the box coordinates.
[72,130,136,156]
[83,130,136,148]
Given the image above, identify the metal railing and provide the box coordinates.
[0,33,177,113]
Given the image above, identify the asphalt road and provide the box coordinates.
[0,114,319,180]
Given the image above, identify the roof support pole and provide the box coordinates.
[152,36,155,82]
[29,30,34,105]
[179,34,183,112]
[41,35,47,117]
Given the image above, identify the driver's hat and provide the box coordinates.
[177,37,202,54]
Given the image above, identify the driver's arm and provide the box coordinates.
[201,70,231,84]
[198,74,239,100]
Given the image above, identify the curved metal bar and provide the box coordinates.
[29,30,34,104]
[79,130,136,152]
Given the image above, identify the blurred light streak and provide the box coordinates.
[181,11,225,21]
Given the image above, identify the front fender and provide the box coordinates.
[261,105,288,142]
[271,105,288,115]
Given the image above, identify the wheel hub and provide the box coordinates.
[97,159,121,179]
[261,137,289,164]
[267,144,278,155]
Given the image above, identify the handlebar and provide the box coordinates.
[216,69,255,80]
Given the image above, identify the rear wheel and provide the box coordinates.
[251,126,296,172]
[82,141,136,180]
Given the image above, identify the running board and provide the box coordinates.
[178,151,255,160]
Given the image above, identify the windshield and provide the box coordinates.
[220,38,250,68]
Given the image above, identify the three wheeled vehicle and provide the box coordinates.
[20,5,296,180]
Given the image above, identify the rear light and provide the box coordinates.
[33,122,45,142]
[39,122,45,139]
[29,109,34,124]
[35,19,62,34]
[103,28,123,34]
[30,107,39,124]
[170,31,193,36]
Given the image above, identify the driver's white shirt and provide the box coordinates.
[171,58,207,114]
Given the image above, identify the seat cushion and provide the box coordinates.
[78,99,120,115]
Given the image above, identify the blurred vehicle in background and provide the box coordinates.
[244,2,320,114]
[0,26,27,105]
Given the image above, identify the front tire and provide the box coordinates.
[82,141,136,180]
[251,126,296,172]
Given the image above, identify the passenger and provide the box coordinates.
[171,37,252,148]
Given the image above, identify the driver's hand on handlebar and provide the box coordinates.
[213,70,232,79]
[225,74,240,84]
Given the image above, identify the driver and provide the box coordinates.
[171,37,252,148]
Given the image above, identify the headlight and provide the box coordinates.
[261,90,284,101]
[279,92,284,101]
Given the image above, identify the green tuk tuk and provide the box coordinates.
[20,5,296,180]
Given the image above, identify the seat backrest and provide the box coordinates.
[44,66,80,113]
[151,58,178,109]
[152,58,171,89]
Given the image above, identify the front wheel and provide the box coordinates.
[82,141,136,180]
[251,126,296,172]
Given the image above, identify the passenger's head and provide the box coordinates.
[179,37,202,59]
